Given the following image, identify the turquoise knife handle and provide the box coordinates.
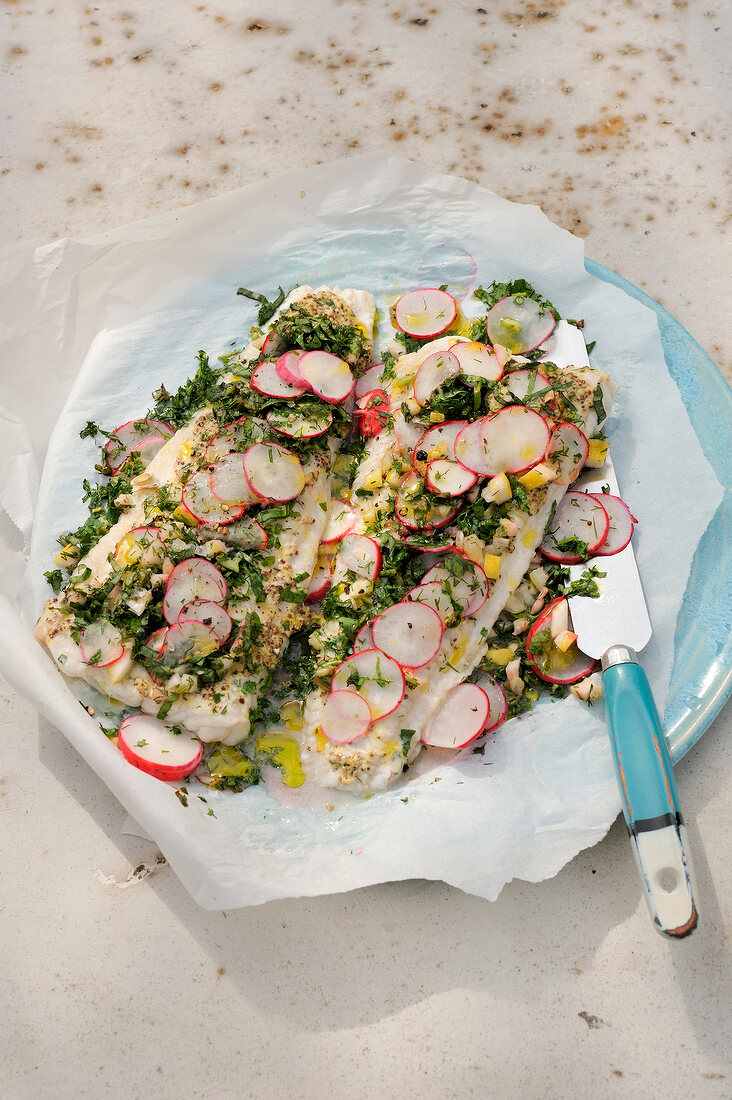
[603,646,698,938]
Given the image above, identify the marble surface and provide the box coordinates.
[1,2,731,1098]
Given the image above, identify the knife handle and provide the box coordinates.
[602,647,698,938]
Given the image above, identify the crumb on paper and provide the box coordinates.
[93,852,167,889]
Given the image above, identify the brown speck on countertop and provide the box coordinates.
[578,1011,607,1029]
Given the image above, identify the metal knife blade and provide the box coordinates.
[541,323,697,937]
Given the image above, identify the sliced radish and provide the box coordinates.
[486,294,556,354]
[79,620,124,668]
[146,626,167,655]
[355,389,391,438]
[352,621,375,653]
[354,364,385,401]
[539,490,609,563]
[372,602,444,669]
[209,454,257,505]
[117,715,203,782]
[505,367,552,402]
[331,649,405,720]
[321,501,358,545]
[242,442,306,503]
[395,485,461,531]
[456,407,550,477]
[413,350,461,407]
[162,558,227,624]
[422,555,489,617]
[205,417,263,462]
[412,420,466,474]
[525,597,597,684]
[394,288,457,339]
[395,416,430,455]
[275,350,308,388]
[266,405,333,440]
[421,682,490,749]
[178,600,232,642]
[182,469,246,525]
[105,418,173,473]
[306,556,332,603]
[404,581,456,623]
[332,533,381,583]
[425,459,478,497]
[297,350,354,404]
[589,493,636,555]
[113,526,165,567]
[261,329,285,357]
[318,690,372,744]
[546,422,589,485]
[473,672,508,733]
[201,515,268,550]
[250,359,307,399]
[449,341,503,382]
[162,619,222,664]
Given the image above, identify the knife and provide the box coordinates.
[542,323,698,938]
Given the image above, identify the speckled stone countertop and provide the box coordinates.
[2,3,731,1098]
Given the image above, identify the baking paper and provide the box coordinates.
[0,154,722,909]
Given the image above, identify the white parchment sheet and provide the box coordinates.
[0,155,722,908]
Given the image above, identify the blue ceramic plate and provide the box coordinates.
[586,260,732,762]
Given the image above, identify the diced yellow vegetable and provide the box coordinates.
[173,504,198,527]
[586,438,609,467]
[363,468,383,492]
[483,472,512,505]
[315,730,328,752]
[483,553,502,580]
[518,463,557,490]
[485,644,518,666]
[428,411,446,424]
[54,544,79,567]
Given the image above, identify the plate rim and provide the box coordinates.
[586,257,732,762]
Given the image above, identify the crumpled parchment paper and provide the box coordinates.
[0,154,723,909]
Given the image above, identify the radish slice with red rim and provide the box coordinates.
[395,489,462,532]
[261,329,285,357]
[183,469,247,525]
[332,533,382,583]
[242,442,306,503]
[161,619,222,664]
[505,366,552,402]
[117,715,203,782]
[412,420,466,474]
[319,690,372,744]
[209,454,257,505]
[331,648,405,720]
[354,364,385,401]
[355,389,391,438]
[306,556,332,604]
[205,417,264,462]
[162,558,227,624]
[486,294,556,354]
[372,601,444,669]
[539,490,609,563]
[352,621,374,653]
[297,351,354,404]
[456,407,550,477]
[250,359,307,399]
[422,555,489,617]
[413,350,461,406]
[525,597,597,684]
[178,600,232,642]
[394,288,457,339]
[425,459,478,497]
[546,422,589,485]
[589,493,635,555]
[321,501,358,545]
[105,418,173,473]
[421,682,490,749]
[395,416,430,454]
[404,581,456,623]
[79,620,124,667]
[266,405,333,439]
[113,526,165,567]
[275,350,308,388]
[473,672,508,732]
[449,341,503,382]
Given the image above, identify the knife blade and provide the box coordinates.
[542,323,698,938]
